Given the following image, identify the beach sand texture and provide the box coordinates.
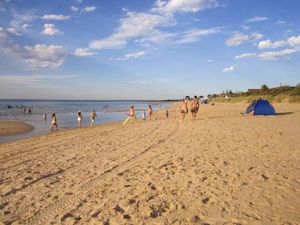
[0,121,33,136]
[0,103,299,225]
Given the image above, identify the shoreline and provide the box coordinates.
[0,120,34,136]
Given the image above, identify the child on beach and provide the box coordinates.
[190,96,200,121]
[77,111,83,128]
[180,99,187,120]
[51,113,58,131]
[90,110,97,126]
[148,105,153,120]
[142,111,146,120]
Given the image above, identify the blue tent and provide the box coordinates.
[246,99,276,115]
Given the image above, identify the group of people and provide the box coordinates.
[48,97,200,131]
[49,110,98,131]
[180,96,200,120]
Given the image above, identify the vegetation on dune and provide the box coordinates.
[209,84,300,103]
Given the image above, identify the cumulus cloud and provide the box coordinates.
[152,0,219,15]
[41,24,63,36]
[84,6,97,12]
[223,65,234,72]
[73,48,95,57]
[258,48,298,60]
[22,44,66,68]
[235,53,256,59]
[225,32,249,46]
[41,14,70,20]
[246,16,268,23]
[288,35,300,46]
[176,27,221,44]
[90,12,172,49]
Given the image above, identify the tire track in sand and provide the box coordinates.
[25,120,178,225]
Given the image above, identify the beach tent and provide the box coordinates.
[245,99,276,115]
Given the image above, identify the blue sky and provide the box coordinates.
[0,0,299,100]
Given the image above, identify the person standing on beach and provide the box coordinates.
[77,111,83,128]
[129,106,137,122]
[43,114,47,121]
[190,96,200,120]
[180,99,187,120]
[90,110,97,126]
[166,110,169,118]
[51,113,58,131]
[148,105,153,120]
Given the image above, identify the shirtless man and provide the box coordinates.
[129,106,137,122]
[90,110,97,126]
[190,96,200,120]
[180,99,187,120]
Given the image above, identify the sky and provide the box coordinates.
[0,0,299,100]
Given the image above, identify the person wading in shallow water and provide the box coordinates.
[51,113,58,131]
[90,110,97,127]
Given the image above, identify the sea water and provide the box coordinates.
[0,100,171,143]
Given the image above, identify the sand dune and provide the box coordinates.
[0,103,299,225]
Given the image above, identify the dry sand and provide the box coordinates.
[0,102,299,225]
[0,121,33,136]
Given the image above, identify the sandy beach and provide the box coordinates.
[0,102,299,225]
[0,121,33,136]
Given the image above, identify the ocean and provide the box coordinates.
[0,99,171,143]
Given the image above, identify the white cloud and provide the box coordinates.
[114,51,146,61]
[176,27,221,44]
[90,12,172,49]
[124,51,146,59]
[226,32,249,46]
[246,16,268,23]
[0,27,66,68]
[71,6,79,12]
[251,32,263,40]
[235,53,256,59]
[223,65,234,72]
[41,14,70,21]
[6,27,22,36]
[241,25,250,30]
[287,35,300,46]
[73,48,95,57]
[140,31,177,44]
[22,23,31,29]
[205,59,213,62]
[152,0,219,15]
[84,6,97,12]
[41,24,63,36]
[257,39,286,49]
[22,44,66,68]
[258,48,298,60]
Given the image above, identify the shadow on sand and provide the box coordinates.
[276,112,294,116]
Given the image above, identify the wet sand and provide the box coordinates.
[0,102,299,225]
[0,121,33,136]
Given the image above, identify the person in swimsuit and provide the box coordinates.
[190,96,200,120]
[180,99,187,120]
[148,105,153,120]
[77,111,83,128]
[129,106,136,122]
[51,113,58,131]
[90,110,97,126]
